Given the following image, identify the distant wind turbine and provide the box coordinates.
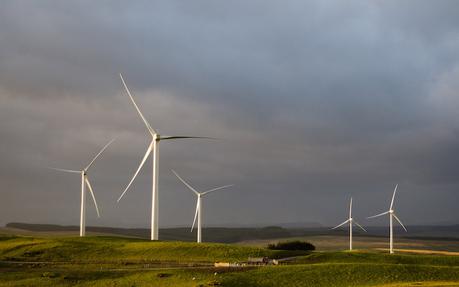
[117,73,213,241]
[367,184,407,254]
[331,197,367,251]
[172,170,233,243]
[50,139,115,237]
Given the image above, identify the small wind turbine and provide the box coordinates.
[117,73,212,240]
[367,184,407,254]
[50,139,115,237]
[331,197,367,251]
[172,170,233,243]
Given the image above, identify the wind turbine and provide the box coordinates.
[117,73,212,241]
[172,170,233,243]
[331,197,367,251]
[367,184,407,254]
[50,138,115,237]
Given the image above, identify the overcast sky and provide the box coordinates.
[1,1,458,230]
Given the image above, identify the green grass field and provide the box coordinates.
[0,235,458,287]
[0,235,303,263]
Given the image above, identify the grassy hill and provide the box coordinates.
[0,235,458,287]
[0,235,303,263]
[2,235,457,265]
[292,251,459,266]
[220,262,459,287]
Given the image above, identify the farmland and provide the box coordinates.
[0,233,458,287]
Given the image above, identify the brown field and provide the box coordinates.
[237,234,459,253]
[382,249,459,256]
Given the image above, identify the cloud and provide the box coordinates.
[0,0,458,228]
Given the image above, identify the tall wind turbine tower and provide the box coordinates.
[368,184,407,254]
[172,170,233,243]
[331,197,367,250]
[117,74,212,240]
[50,139,115,237]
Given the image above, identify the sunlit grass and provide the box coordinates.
[0,235,305,263]
[220,264,459,287]
[292,250,459,266]
[0,235,458,286]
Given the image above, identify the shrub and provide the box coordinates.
[41,272,59,278]
[267,240,315,251]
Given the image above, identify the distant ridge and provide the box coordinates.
[4,222,459,242]
[277,221,323,228]
[5,222,292,243]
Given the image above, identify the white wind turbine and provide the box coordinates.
[50,139,115,237]
[117,73,212,241]
[172,170,233,243]
[331,197,367,251]
[367,184,407,254]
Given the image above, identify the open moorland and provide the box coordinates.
[238,234,459,254]
[0,231,458,287]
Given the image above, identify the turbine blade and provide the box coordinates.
[331,219,350,230]
[119,73,156,136]
[191,199,200,232]
[171,170,200,195]
[392,213,407,232]
[202,184,234,196]
[85,176,100,218]
[349,197,353,219]
[353,220,367,232]
[85,138,116,171]
[390,184,398,209]
[160,136,216,140]
[47,167,81,174]
[367,211,390,219]
[117,141,154,202]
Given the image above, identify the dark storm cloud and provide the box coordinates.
[1,0,458,229]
